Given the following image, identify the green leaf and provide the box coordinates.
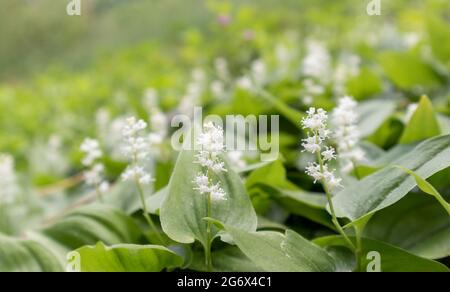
[209,221,335,272]
[271,188,334,230]
[73,242,183,272]
[395,165,450,215]
[314,236,449,272]
[364,193,450,259]
[245,159,297,190]
[33,204,142,264]
[357,99,396,137]
[160,128,257,247]
[245,160,333,228]
[333,135,450,225]
[189,246,264,272]
[427,16,450,68]
[379,52,441,90]
[399,95,441,144]
[0,233,63,272]
[346,68,382,99]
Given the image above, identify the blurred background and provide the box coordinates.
[0,0,449,235]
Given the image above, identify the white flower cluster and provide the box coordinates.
[148,107,168,147]
[121,117,153,185]
[302,78,325,106]
[333,54,361,95]
[235,59,268,93]
[332,96,365,173]
[193,122,227,201]
[80,138,109,194]
[302,40,331,81]
[250,59,268,88]
[179,68,206,115]
[301,108,342,190]
[0,154,18,204]
[210,58,230,100]
[227,151,247,169]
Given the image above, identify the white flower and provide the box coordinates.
[80,138,109,196]
[143,88,158,111]
[333,54,360,95]
[80,138,102,166]
[121,116,154,187]
[303,78,324,96]
[99,181,110,193]
[250,59,267,87]
[178,70,205,116]
[236,76,253,90]
[302,40,331,81]
[122,165,154,185]
[301,136,322,154]
[301,108,342,191]
[193,122,228,202]
[84,163,104,186]
[148,108,168,149]
[193,173,211,194]
[323,169,342,190]
[305,162,323,183]
[302,108,329,133]
[122,117,149,159]
[215,57,229,81]
[0,154,18,204]
[196,122,225,157]
[332,96,365,173]
[322,147,336,161]
[227,151,247,169]
[209,183,227,201]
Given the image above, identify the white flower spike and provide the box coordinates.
[193,122,228,202]
[80,138,109,198]
[301,107,342,191]
[332,96,365,173]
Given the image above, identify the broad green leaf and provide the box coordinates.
[333,135,450,225]
[73,242,183,272]
[245,160,333,228]
[364,193,450,259]
[427,16,450,68]
[399,95,441,144]
[271,188,334,230]
[209,221,335,272]
[438,114,450,135]
[395,166,450,215]
[189,246,264,272]
[0,233,63,272]
[245,159,297,190]
[346,68,382,99]
[140,161,273,216]
[160,128,257,247]
[314,236,449,272]
[357,99,396,138]
[379,52,441,90]
[36,204,141,260]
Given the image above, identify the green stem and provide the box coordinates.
[315,140,356,251]
[354,226,363,272]
[205,178,213,272]
[136,181,166,245]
